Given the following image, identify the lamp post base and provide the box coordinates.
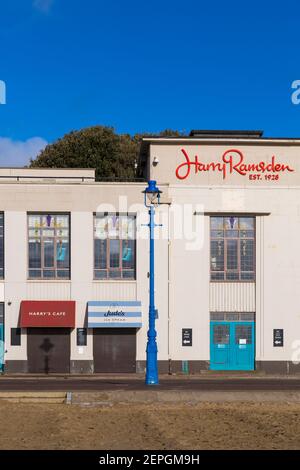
[145,350,159,385]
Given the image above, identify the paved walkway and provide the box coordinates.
[0,374,300,392]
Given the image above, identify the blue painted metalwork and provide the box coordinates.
[143,180,162,386]
[210,321,255,371]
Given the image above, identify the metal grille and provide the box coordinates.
[211,312,255,321]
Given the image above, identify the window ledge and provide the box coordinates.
[92,280,137,284]
[27,279,72,283]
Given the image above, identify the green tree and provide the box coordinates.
[30,125,183,180]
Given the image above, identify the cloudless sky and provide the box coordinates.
[1,0,300,164]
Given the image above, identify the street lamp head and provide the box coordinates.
[143,180,162,207]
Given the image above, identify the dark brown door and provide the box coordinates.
[93,328,136,373]
[27,328,70,373]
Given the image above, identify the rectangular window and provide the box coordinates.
[77,328,87,346]
[0,213,4,279]
[210,312,255,321]
[94,214,136,280]
[210,216,255,281]
[11,328,21,346]
[28,214,70,279]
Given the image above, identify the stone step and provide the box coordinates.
[0,392,67,403]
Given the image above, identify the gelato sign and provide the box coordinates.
[175,148,295,181]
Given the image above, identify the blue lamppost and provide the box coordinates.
[143,180,162,385]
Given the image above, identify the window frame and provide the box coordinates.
[27,212,71,281]
[210,216,256,282]
[0,212,4,280]
[93,212,136,281]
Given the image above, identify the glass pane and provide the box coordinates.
[241,272,255,280]
[77,328,87,346]
[240,230,254,238]
[235,325,252,345]
[213,325,230,344]
[55,229,68,237]
[28,269,41,278]
[42,215,55,228]
[226,272,239,280]
[122,270,135,279]
[239,217,254,230]
[226,239,238,270]
[29,229,41,237]
[226,313,239,321]
[242,313,255,321]
[107,215,119,238]
[210,313,224,321]
[225,216,238,230]
[55,215,69,228]
[122,240,135,270]
[211,217,223,230]
[120,216,135,239]
[56,269,70,279]
[109,270,121,279]
[29,239,41,269]
[210,240,224,271]
[44,239,54,268]
[109,239,120,268]
[95,239,107,269]
[43,269,55,278]
[211,272,225,281]
[94,216,107,239]
[56,239,69,268]
[94,270,107,279]
[210,230,223,239]
[225,230,239,238]
[28,215,41,228]
[240,239,254,271]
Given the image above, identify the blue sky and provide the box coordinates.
[0,0,300,165]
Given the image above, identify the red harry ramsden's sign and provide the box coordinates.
[175,148,295,181]
[20,300,75,328]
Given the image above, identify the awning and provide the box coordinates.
[88,301,142,328]
[20,301,75,328]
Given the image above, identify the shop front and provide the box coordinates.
[87,301,142,373]
[20,300,75,374]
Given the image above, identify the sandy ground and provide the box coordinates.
[0,401,299,450]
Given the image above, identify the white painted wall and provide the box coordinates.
[2,137,300,369]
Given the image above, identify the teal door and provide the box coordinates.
[0,324,4,372]
[210,321,255,371]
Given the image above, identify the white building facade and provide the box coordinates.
[1,130,300,374]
